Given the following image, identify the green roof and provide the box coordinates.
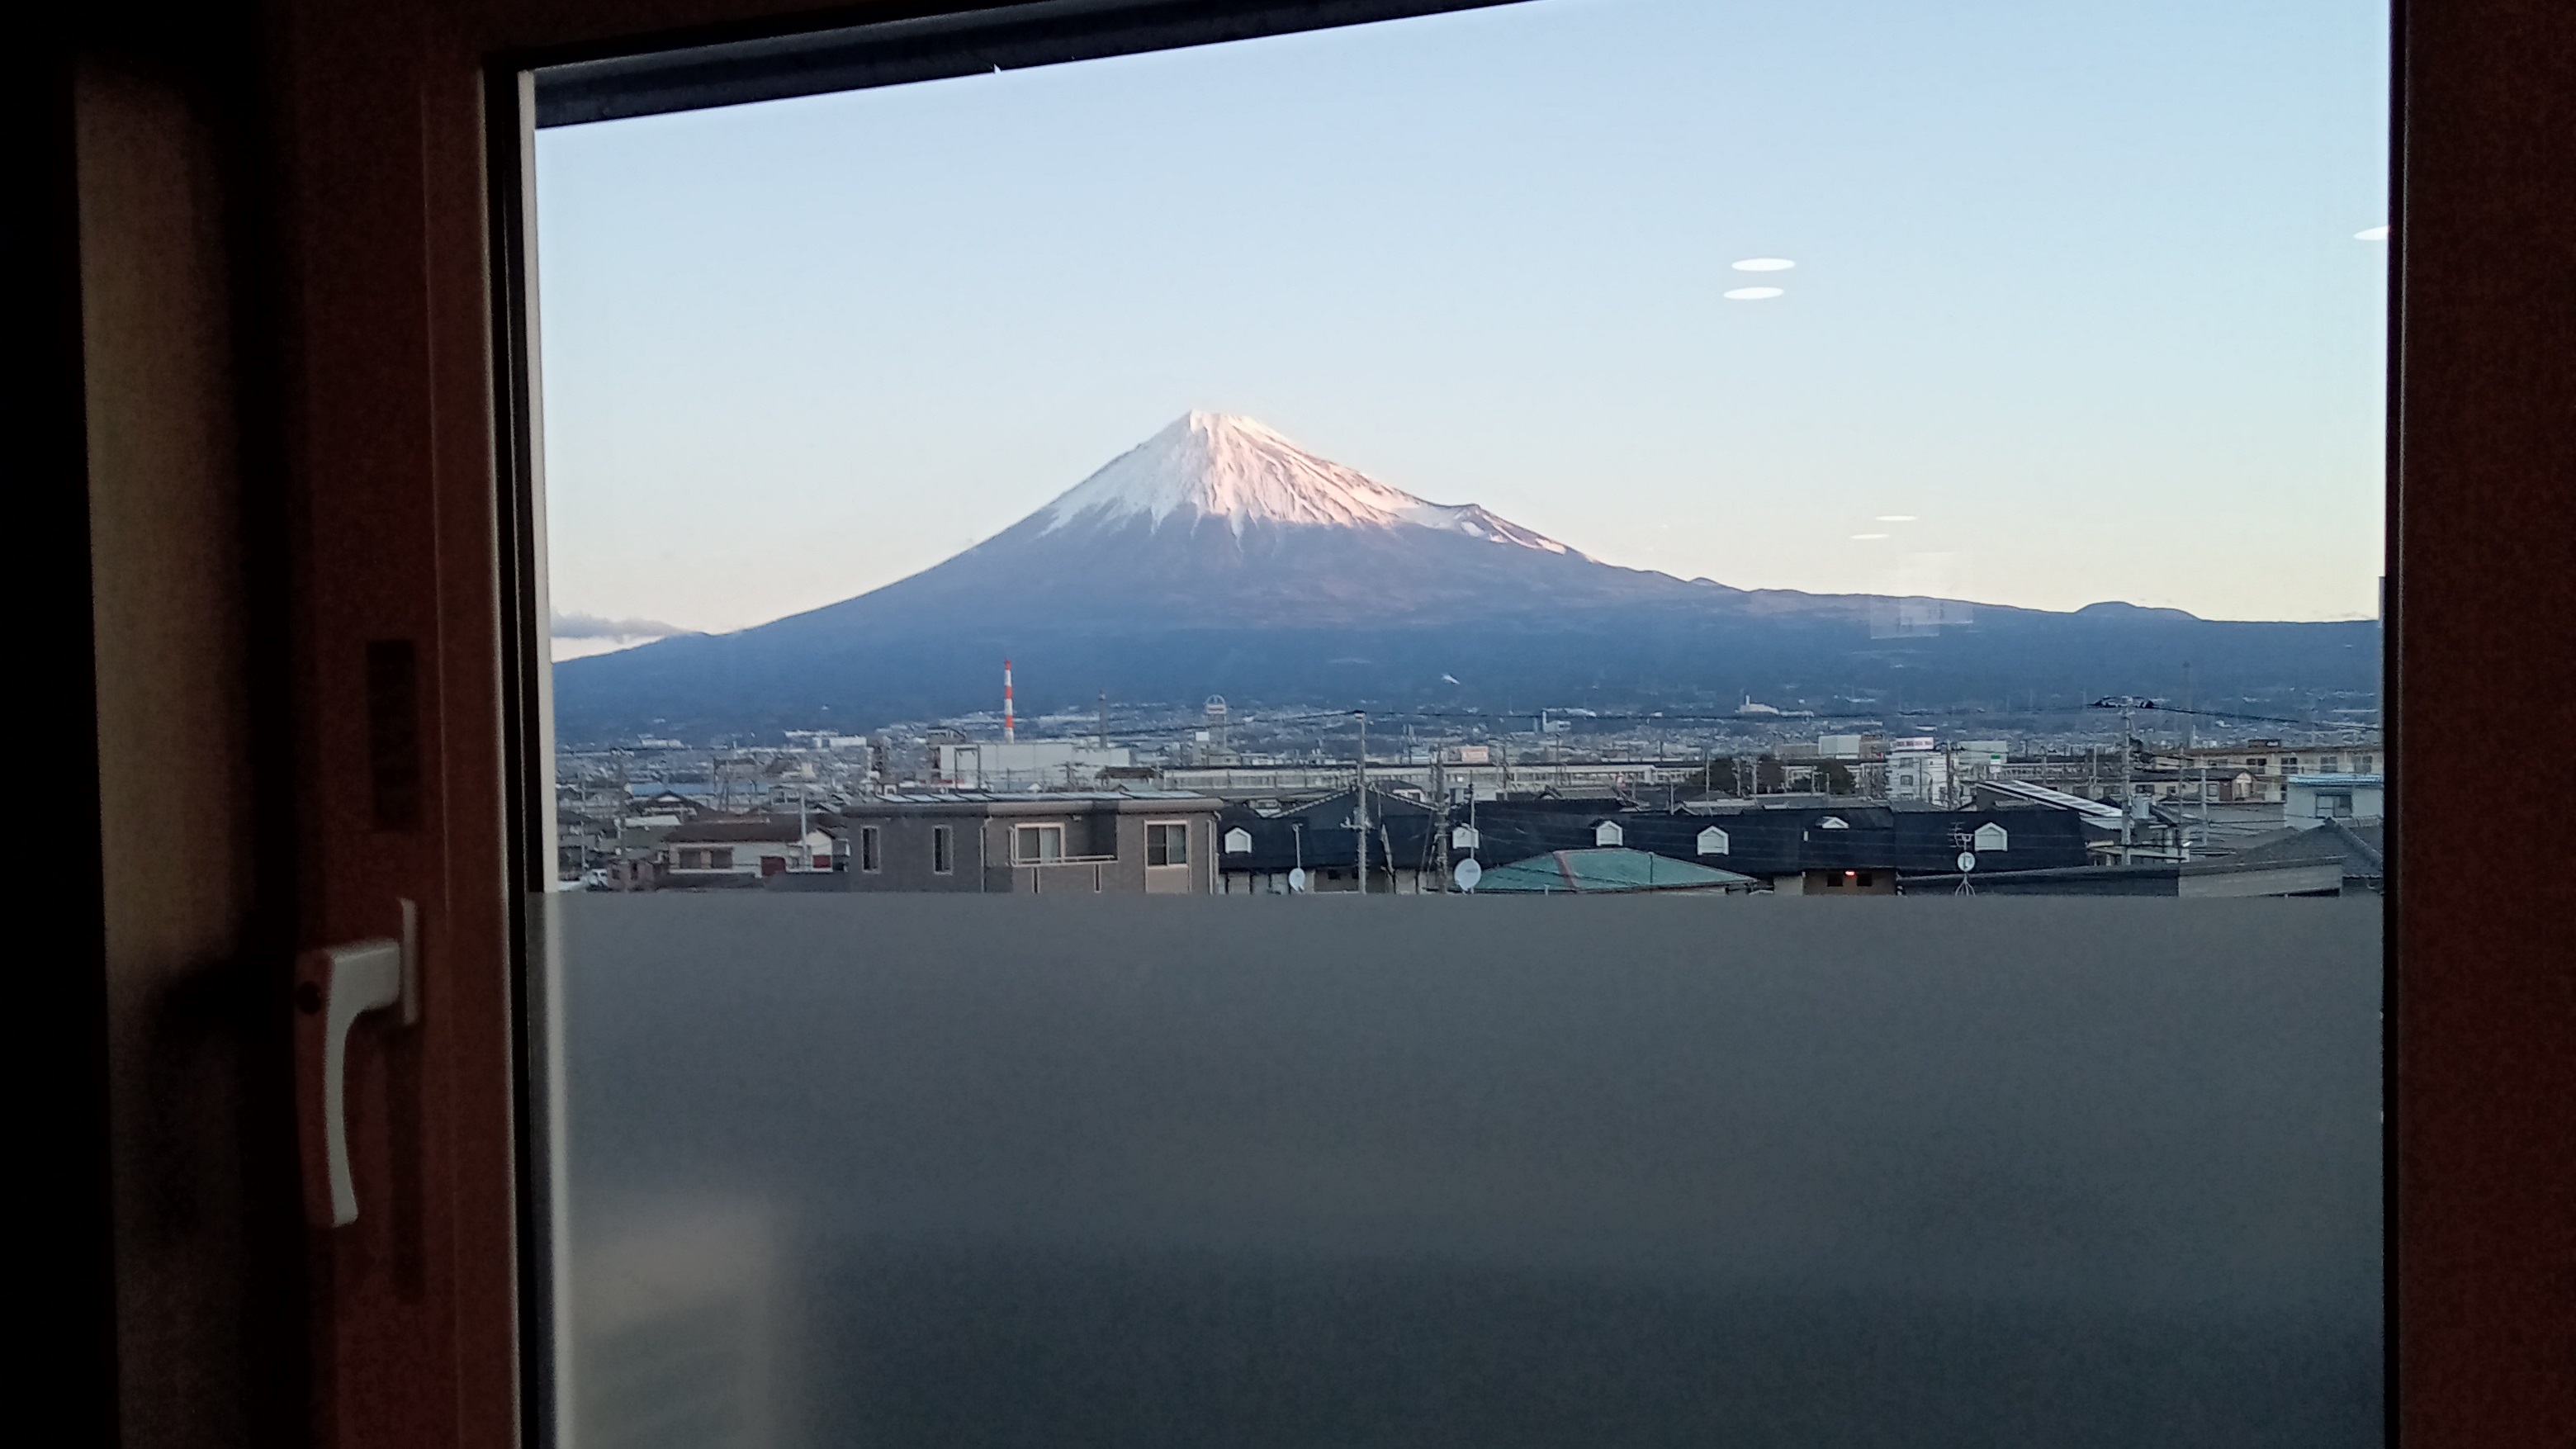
[1475,847,1758,894]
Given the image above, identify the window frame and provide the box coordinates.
[434,4,2576,1447]
[1015,822,1066,864]
[1146,820,1190,868]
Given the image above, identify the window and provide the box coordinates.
[513,1,2394,1442]
[2317,792,2353,818]
[1224,826,1253,855]
[1015,823,1064,864]
[860,826,881,873]
[709,848,733,870]
[932,824,954,874]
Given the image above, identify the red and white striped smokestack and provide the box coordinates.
[1003,658,1016,743]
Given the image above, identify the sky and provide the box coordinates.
[534,0,2389,656]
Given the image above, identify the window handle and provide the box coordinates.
[297,901,419,1227]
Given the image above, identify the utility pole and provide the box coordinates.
[1097,690,1107,750]
[2182,663,2197,860]
[2119,699,2136,865]
[1353,711,1370,896]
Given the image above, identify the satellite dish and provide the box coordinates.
[1287,867,1308,893]
[1453,859,1483,893]
[1957,850,1977,872]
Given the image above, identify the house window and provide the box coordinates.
[1148,822,1189,867]
[1973,822,2010,852]
[860,826,882,873]
[932,825,954,874]
[1016,823,1065,864]
[1818,817,1850,830]
[1224,826,1253,855]
[1697,826,1729,856]
[676,847,703,869]
[2316,793,2353,818]
[709,848,734,870]
[1593,821,1624,847]
[1857,872,1874,888]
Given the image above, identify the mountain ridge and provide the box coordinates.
[552,414,2371,738]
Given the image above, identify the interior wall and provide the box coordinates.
[77,54,296,1449]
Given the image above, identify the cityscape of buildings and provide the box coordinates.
[557,677,2385,900]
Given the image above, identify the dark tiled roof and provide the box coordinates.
[1461,802,2088,878]
[2227,820,2384,877]
[1217,788,1442,874]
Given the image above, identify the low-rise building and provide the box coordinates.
[1460,799,2091,894]
[929,740,1137,790]
[658,817,840,883]
[2176,741,2384,804]
[2285,773,2385,828]
[1215,789,1442,894]
[834,790,1224,893]
[1474,848,1758,895]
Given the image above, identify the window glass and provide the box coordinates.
[528,0,2388,1442]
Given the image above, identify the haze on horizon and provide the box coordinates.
[535,0,2389,656]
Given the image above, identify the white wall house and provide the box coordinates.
[932,740,1137,789]
[2285,774,2385,829]
[661,821,838,878]
[1887,740,1953,804]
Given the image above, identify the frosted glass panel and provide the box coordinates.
[550,896,2379,1447]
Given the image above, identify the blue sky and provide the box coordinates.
[535,0,2389,648]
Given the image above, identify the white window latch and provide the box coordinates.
[296,900,419,1227]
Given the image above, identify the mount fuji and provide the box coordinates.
[552,414,2376,739]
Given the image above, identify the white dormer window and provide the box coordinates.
[1973,822,2010,852]
[1697,826,1730,856]
[1593,821,1625,847]
[1451,825,1480,851]
[1223,826,1252,855]
[1817,816,1850,830]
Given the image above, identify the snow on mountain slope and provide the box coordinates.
[1039,412,1574,554]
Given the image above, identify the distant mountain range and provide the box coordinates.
[552,414,2377,741]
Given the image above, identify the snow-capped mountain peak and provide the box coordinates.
[1039,412,1573,554]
